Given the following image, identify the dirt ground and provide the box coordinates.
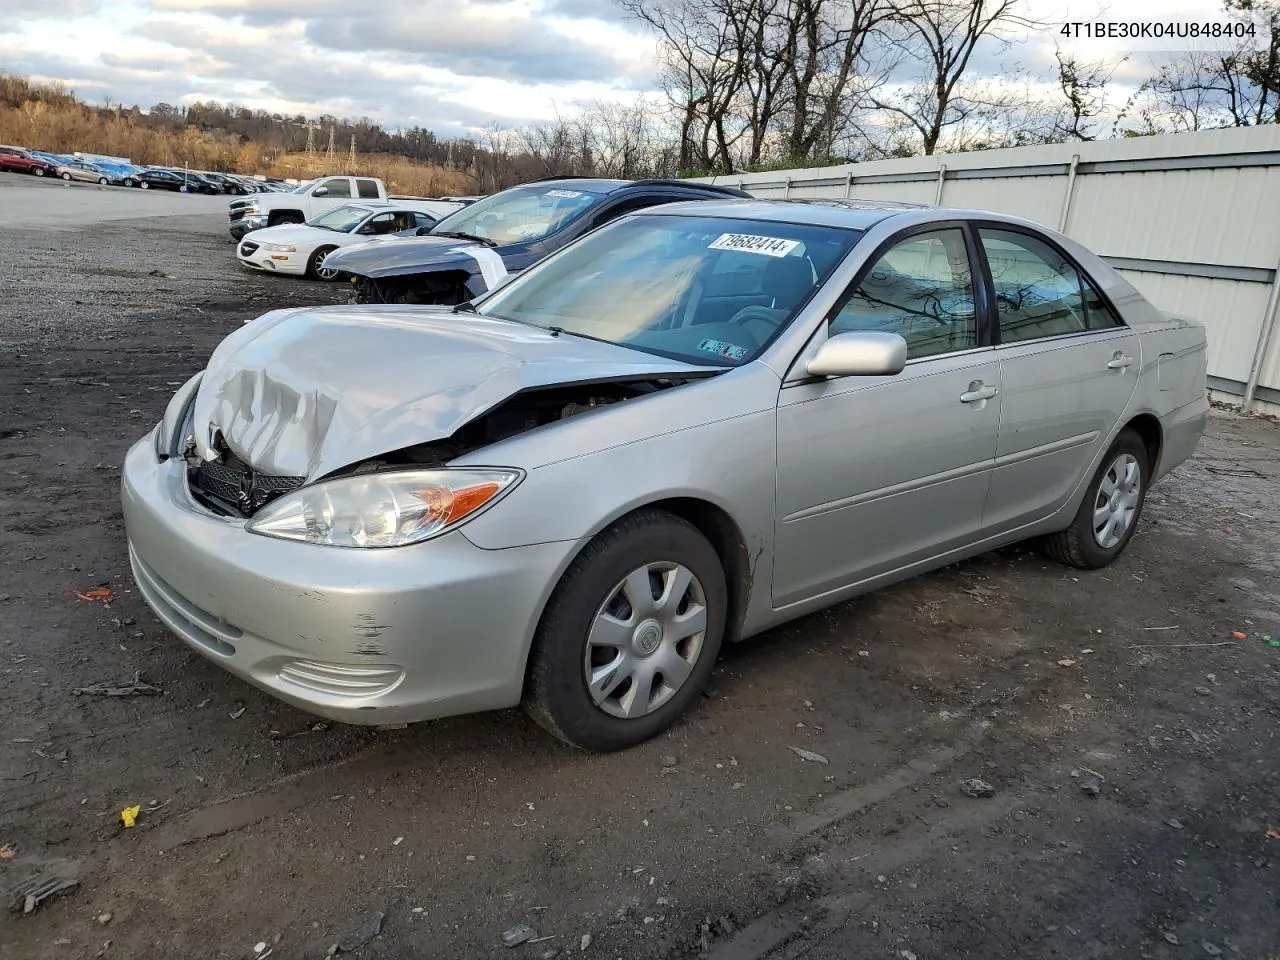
[1,175,1278,960]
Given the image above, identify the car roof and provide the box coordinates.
[517,176,749,199]
[635,197,1048,232]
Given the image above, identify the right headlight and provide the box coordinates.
[245,467,523,548]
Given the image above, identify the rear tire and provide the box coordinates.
[523,509,727,752]
[98,177,108,185]
[1043,428,1149,569]
[61,172,71,180]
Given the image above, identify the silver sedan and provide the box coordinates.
[122,199,1209,751]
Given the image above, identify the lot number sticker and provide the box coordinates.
[698,338,749,361]
[709,233,800,257]
[544,189,583,198]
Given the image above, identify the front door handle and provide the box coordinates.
[960,382,999,403]
[1107,353,1133,370]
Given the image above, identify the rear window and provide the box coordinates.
[356,178,380,199]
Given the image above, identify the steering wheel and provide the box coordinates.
[726,305,783,341]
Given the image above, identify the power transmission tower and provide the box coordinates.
[326,125,336,169]
[347,134,356,170]
[304,122,316,160]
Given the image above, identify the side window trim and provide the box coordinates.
[968,219,1126,347]
[819,220,996,369]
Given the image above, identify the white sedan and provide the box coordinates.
[236,203,439,280]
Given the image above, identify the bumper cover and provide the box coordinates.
[121,437,575,724]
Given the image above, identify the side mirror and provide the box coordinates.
[312,185,329,197]
[806,331,908,378]
[416,225,434,235]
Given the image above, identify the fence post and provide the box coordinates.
[934,164,947,205]
[783,176,792,199]
[1058,154,1081,233]
[845,171,854,198]
[1243,256,1280,411]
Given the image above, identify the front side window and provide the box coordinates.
[477,214,860,367]
[428,183,608,246]
[318,178,351,198]
[979,228,1114,342]
[829,228,978,360]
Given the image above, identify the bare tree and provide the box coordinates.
[1052,46,1124,141]
[868,0,1038,155]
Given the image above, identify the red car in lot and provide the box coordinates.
[0,145,59,177]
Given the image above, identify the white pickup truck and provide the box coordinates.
[227,175,464,240]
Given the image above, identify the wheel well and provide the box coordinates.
[268,209,305,225]
[638,498,753,644]
[1123,413,1163,474]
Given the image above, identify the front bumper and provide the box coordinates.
[229,215,267,240]
[236,238,307,275]
[121,437,575,725]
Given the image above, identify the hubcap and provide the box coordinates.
[315,253,336,279]
[583,562,707,720]
[1092,452,1142,549]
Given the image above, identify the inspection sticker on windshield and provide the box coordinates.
[544,189,583,198]
[698,338,749,361]
[708,233,800,257]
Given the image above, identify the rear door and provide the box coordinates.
[974,223,1141,534]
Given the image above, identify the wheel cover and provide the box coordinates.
[314,250,338,279]
[583,562,708,720]
[1092,452,1142,549]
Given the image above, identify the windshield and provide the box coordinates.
[476,214,861,367]
[307,204,372,232]
[289,180,315,194]
[429,183,605,245]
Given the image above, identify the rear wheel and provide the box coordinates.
[60,172,71,180]
[98,177,108,185]
[1043,428,1149,569]
[523,509,726,751]
[307,245,340,281]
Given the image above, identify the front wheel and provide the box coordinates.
[1043,428,1150,569]
[523,509,727,751]
[33,167,45,177]
[139,181,149,189]
[307,246,341,281]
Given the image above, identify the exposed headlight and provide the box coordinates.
[259,242,296,252]
[245,468,523,548]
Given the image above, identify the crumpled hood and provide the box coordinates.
[322,234,490,278]
[191,305,716,480]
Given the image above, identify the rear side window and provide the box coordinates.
[356,178,379,199]
[321,178,352,198]
[979,228,1119,341]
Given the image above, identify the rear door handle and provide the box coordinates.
[1107,354,1133,370]
[960,383,999,403]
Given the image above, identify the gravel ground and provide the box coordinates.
[1,176,1277,960]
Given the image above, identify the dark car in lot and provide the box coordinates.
[133,168,190,191]
[323,177,752,305]
[0,145,59,177]
[198,172,250,194]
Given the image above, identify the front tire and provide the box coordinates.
[139,181,149,189]
[307,245,340,281]
[33,167,45,177]
[1043,428,1149,569]
[524,509,727,751]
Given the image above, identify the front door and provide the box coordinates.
[972,225,1142,534]
[773,226,1002,607]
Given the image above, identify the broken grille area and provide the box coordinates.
[188,449,304,518]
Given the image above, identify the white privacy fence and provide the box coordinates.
[696,125,1280,415]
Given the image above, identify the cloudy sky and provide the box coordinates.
[0,0,1240,137]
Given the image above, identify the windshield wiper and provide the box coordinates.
[432,230,498,247]
[452,301,477,314]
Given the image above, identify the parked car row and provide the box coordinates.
[0,143,295,194]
